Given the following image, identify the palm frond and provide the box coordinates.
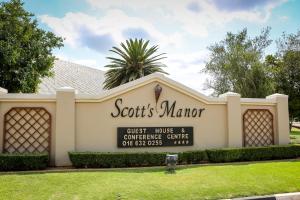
[103,38,168,89]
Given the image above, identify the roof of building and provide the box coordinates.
[38,60,105,95]
[1,72,279,106]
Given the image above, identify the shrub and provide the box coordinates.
[0,153,49,171]
[69,152,168,168]
[69,151,209,168]
[178,151,208,164]
[69,145,300,168]
[207,145,300,163]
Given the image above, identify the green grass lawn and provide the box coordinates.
[291,127,300,144]
[0,161,300,200]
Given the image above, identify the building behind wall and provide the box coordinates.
[38,60,105,95]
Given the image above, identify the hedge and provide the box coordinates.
[206,145,300,163]
[69,145,300,168]
[69,152,169,168]
[177,151,208,164]
[69,151,209,168]
[0,153,49,171]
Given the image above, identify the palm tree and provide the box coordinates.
[103,38,168,89]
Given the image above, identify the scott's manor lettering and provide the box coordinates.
[111,98,205,118]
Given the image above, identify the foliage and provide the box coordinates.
[276,31,300,55]
[103,38,168,89]
[203,28,272,97]
[69,151,209,168]
[0,0,63,93]
[69,152,167,168]
[69,145,300,168]
[177,150,208,164]
[266,31,300,123]
[0,153,49,171]
[206,145,300,163]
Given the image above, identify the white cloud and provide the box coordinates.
[55,53,100,68]
[40,9,183,52]
[41,0,287,95]
[86,0,286,37]
[279,15,289,21]
[164,50,213,95]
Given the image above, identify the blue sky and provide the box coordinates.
[20,0,300,94]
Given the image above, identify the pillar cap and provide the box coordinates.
[219,92,241,98]
[0,87,8,94]
[266,93,288,99]
[56,86,77,94]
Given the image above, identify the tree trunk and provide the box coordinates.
[289,115,294,132]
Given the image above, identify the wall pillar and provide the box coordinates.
[266,94,289,145]
[0,87,8,153]
[55,87,76,166]
[220,92,243,147]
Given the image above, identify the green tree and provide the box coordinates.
[266,30,300,127]
[203,28,272,98]
[103,38,168,89]
[0,0,63,93]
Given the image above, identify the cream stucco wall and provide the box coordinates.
[75,81,228,153]
[0,73,290,166]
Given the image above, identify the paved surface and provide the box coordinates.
[292,122,300,129]
[230,192,300,200]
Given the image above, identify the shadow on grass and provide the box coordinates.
[1,158,299,176]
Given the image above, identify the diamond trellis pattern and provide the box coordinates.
[243,109,274,147]
[3,107,51,153]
